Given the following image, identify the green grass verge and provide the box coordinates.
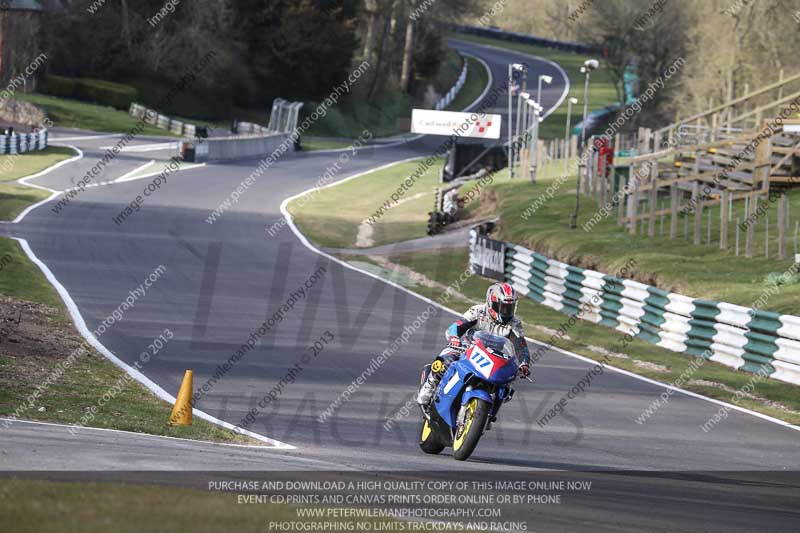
[298,149,800,315]
[446,55,490,112]
[0,149,248,442]
[0,146,76,183]
[292,150,800,423]
[382,248,800,425]
[0,238,253,444]
[486,163,800,316]
[306,43,490,140]
[300,137,354,152]
[14,93,173,137]
[0,479,416,533]
[0,184,50,222]
[435,48,466,96]
[287,158,442,248]
[0,239,63,310]
[451,32,619,140]
[0,147,76,222]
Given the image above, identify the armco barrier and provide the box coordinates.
[451,24,602,56]
[0,130,48,155]
[236,121,272,135]
[129,103,198,137]
[435,57,468,111]
[469,227,800,385]
[185,132,293,163]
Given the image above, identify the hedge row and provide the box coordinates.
[41,76,138,110]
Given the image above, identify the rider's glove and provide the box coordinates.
[518,363,531,378]
[448,335,462,348]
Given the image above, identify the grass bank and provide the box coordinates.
[486,164,800,316]
[288,151,800,423]
[306,47,489,140]
[0,236,253,443]
[300,137,355,152]
[294,151,800,315]
[14,93,173,137]
[287,157,444,249]
[0,154,251,443]
[446,55,491,112]
[362,248,800,425]
[0,147,75,221]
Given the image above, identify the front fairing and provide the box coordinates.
[433,359,472,427]
[463,340,519,384]
[433,342,518,428]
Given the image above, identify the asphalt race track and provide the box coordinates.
[2,39,799,530]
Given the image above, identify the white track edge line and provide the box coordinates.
[457,39,570,120]
[543,343,800,432]
[10,236,295,449]
[87,162,206,188]
[0,417,294,450]
[9,144,291,447]
[307,45,494,156]
[112,160,156,183]
[451,44,800,432]
[99,142,179,153]
[115,162,205,184]
[6,145,83,224]
[47,134,122,142]
[12,191,61,224]
[16,144,83,192]
[282,198,800,434]
[280,70,800,436]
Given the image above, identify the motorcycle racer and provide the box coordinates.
[417,282,531,407]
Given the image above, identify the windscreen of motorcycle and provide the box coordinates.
[473,331,515,359]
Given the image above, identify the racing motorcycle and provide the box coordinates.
[418,330,528,461]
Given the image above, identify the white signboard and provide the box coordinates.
[411,109,502,139]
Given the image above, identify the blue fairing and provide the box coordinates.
[462,388,492,405]
[484,355,519,383]
[433,354,517,428]
[434,360,472,427]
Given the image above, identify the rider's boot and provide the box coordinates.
[416,372,440,407]
[416,360,445,407]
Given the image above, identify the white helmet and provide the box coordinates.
[486,283,517,324]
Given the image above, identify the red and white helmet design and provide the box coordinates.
[486,282,518,324]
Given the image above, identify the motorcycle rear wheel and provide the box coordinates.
[419,418,445,454]
[452,398,490,461]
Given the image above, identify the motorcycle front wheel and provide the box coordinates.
[452,398,490,461]
[419,418,445,454]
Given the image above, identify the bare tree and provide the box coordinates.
[400,1,417,91]
[362,0,379,59]
[120,0,133,55]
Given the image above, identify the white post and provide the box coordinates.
[564,97,577,180]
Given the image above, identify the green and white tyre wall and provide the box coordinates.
[470,228,800,385]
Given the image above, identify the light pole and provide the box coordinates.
[564,97,578,181]
[517,92,530,175]
[527,99,542,183]
[508,63,524,178]
[537,75,552,110]
[570,59,599,230]
[515,65,528,147]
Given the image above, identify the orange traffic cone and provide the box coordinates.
[169,370,193,426]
